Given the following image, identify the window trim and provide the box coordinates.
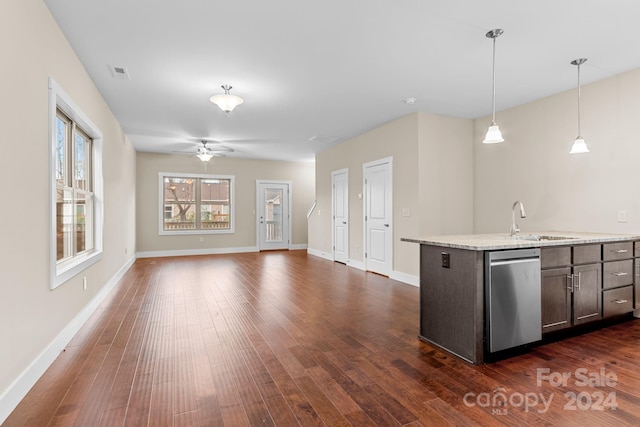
[49,77,104,289]
[158,172,235,235]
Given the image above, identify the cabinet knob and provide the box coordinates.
[614,299,628,304]
[613,272,628,277]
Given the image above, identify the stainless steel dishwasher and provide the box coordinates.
[486,248,541,353]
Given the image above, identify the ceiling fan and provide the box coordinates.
[174,140,235,162]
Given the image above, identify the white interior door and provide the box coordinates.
[332,169,349,264]
[364,158,392,276]
[257,181,290,251]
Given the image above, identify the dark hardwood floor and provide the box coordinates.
[4,251,640,426]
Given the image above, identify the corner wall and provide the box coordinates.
[311,112,474,280]
[0,0,136,420]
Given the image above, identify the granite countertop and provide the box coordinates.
[401,231,640,251]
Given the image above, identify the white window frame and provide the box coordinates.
[49,77,104,289]
[158,172,235,235]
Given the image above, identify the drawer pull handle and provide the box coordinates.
[612,249,629,253]
[614,299,628,304]
[613,272,628,276]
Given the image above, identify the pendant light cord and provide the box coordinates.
[491,35,497,123]
[577,63,581,137]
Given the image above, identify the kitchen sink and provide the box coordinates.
[514,235,577,241]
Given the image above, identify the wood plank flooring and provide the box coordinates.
[4,250,640,426]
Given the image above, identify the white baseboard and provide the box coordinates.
[307,247,334,261]
[289,244,308,250]
[390,270,419,287]
[347,259,366,271]
[137,246,259,258]
[306,250,417,287]
[0,255,137,425]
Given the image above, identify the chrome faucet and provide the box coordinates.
[510,201,527,237]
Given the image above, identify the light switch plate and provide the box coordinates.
[618,210,627,223]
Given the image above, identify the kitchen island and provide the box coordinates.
[402,232,640,364]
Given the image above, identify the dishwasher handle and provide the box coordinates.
[490,257,540,267]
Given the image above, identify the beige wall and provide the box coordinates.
[136,152,314,253]
[418,113,474,236]
[474,68,640,235]
[312,112,474,278]
[0,0,136,401]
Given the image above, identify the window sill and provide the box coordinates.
[159,229,234,236]
[52,250,103,289]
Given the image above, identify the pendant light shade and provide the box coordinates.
[484,123,503,144]
[483,29,504,144]
[569,58,589,154]
[569,137,589,154]
[210,85,244,115]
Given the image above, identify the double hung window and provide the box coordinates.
[50,78,103,288]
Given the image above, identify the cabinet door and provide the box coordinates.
[573,263,602,325]
[541,267,572,333]
[635,258,640,309]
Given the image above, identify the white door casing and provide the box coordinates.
[363,158,392,276]
[257,181,291,251]
[332,169,349,264]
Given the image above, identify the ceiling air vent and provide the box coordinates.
[109,65,131,80]
[308,135,340,143]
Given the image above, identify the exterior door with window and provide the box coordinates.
[364,158,392,276]
[257,181,290,250]
[332,169,349,264]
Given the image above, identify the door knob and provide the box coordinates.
[342,221,347,224]
[384,224,389,227]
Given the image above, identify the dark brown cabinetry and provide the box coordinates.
[602,242,634,317]
[542,241,637,335]
[541,245,602,333]
[635,241,640,308]
[541,267,572,332]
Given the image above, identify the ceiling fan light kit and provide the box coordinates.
[209,84,244,116]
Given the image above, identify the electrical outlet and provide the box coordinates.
[441,252,450,268]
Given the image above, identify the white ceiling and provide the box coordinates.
[43,0,640,163]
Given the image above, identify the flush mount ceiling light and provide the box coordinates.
[209,84,244,116]
[483,28,504,144]
[569,58,590,154]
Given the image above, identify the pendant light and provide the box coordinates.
[569,58,589,154]
[483,28,504,144]
[210,85,244,116]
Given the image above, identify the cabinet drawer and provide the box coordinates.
[603,242,633,261]
[603,286,633,317]
[541,247,571,269]
[603,259,634,289]
[573,244,601,265]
